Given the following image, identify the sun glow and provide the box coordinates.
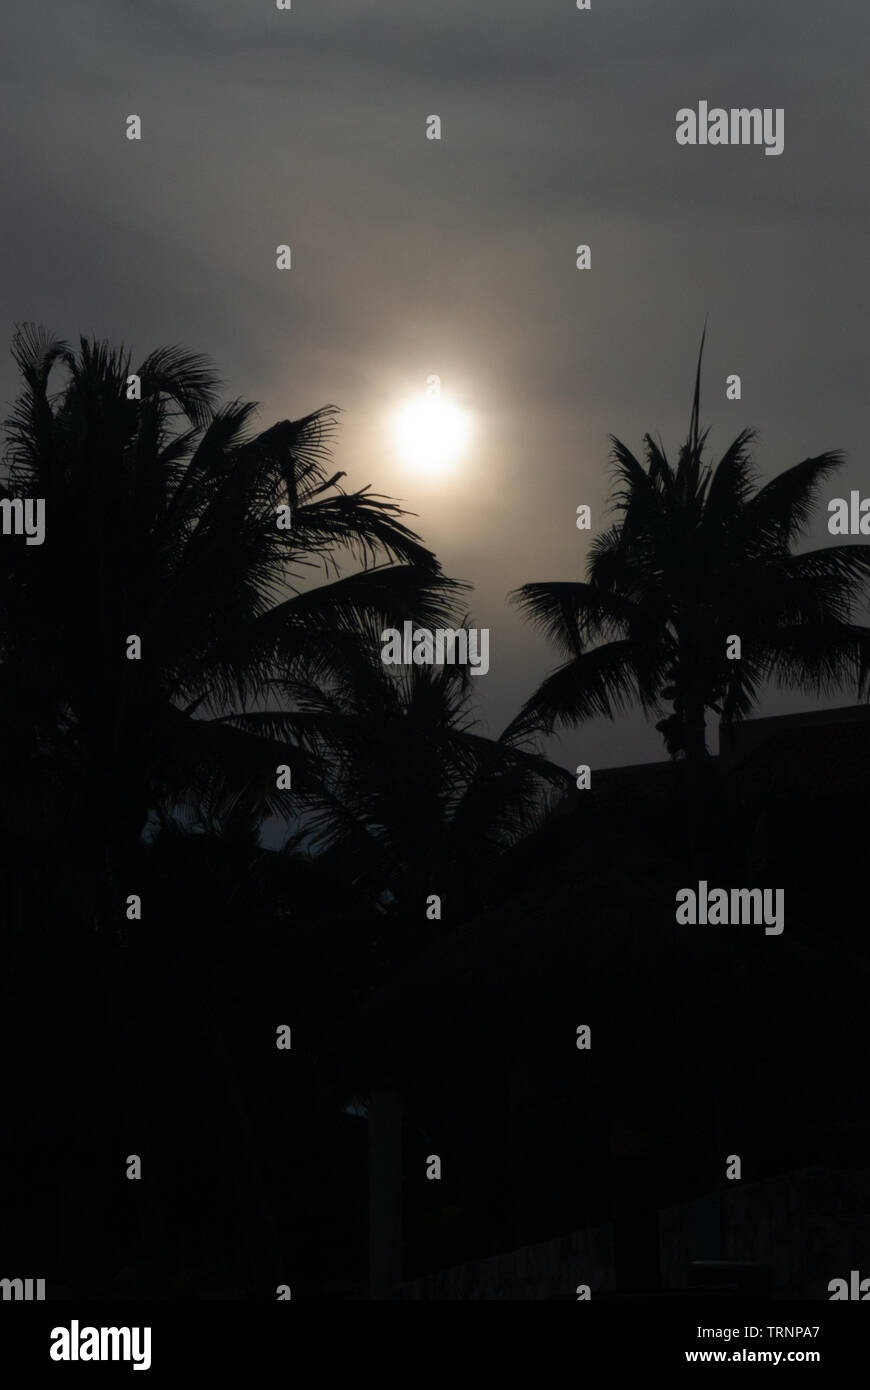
[393,394,471,474]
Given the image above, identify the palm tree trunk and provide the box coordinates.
[86,920,171,1279]
[94,822,172,1282]
[684,700,708,875]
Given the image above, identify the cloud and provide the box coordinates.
[4,0,869,765]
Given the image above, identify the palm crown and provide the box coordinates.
[288,654,569,919]
[508,343,870,763]
[0,325,467,886]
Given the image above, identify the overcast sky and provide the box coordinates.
[4,0,869,768]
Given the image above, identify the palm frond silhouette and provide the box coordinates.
[508,334,870,780]
[0,325,467,901]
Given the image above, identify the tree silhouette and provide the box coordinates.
[0,325,469,1292]
[507,337,870,852]
[0,324,467,908]
[281,653,570,925]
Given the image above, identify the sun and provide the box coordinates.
[393,394,471,474]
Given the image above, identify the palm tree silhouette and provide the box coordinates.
[287,654,570,923]
[507,335,870,853]
[0,324,467,904]
[0,324,469,1291]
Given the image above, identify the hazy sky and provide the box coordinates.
[4,0,869,768]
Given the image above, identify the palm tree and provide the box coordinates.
[269,648,571,926]
[507,337,870,854]
[0,324,467,901]
[0,323,467,1292]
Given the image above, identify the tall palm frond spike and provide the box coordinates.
[688,316,708,461]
